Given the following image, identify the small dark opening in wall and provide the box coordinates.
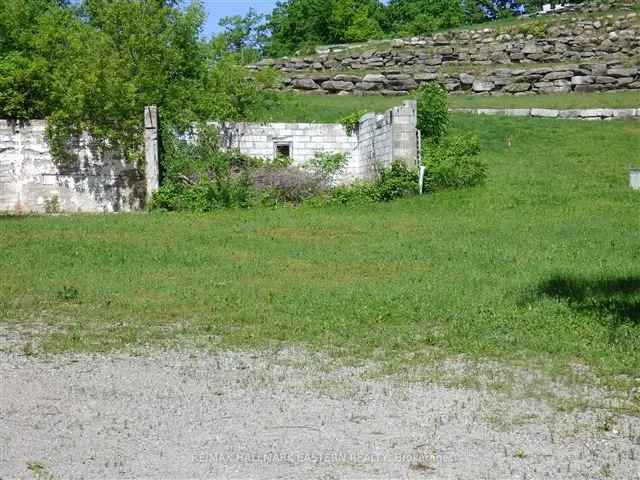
[275,143,291,159]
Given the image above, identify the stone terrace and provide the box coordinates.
[252,3,640,97]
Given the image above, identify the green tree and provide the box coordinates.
[417,82,449,144]
[0,0,276,161]
[266,0,331,56]
[266,0,385,56]
[217,8,268,61]
[386,0,465,35]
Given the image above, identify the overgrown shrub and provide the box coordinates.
[252,166,324,205]
[151,124,256,212]
[423,134,486,190]
[151,176,252,212]
[318,161,418,205]
[252,151,349,205]
[372,161,419,201]
[417,82,449,144]
[305,151,349,182]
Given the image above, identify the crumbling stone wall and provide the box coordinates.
[0,120,146,214]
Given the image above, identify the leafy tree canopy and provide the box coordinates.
[0,0,277,161]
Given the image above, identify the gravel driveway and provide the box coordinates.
[2,342,640,479]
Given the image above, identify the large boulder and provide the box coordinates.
[459,73,475,85]
[388,79,419,91]
[321,80,355,92]
[386,73,413,81]
[607,68,637,77]
[571,75,594,85]
[334,74,362,83]
[503,82,531,93]
[594,76,617,84]
[414,72,439,82]
[355,82,380,91]
[543,71,574,81]
[362,74,388,84]
[309,74,332,83]
[590,64,608,75]
[291,78,319,90]
[472,80,495,92]
[522,42,543,55]
[574,84,601,93]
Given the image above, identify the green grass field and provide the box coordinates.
[265,91,640,123]
[1,114,639,389]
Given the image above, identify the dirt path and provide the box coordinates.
[2,346,640,479]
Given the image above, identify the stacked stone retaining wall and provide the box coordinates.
[253,3,640,97]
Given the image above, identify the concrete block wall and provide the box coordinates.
[221,101,419,183]
[357,112,393,180]
[390,101,419,167]
[0,120,146,213]
[222,122,359,181]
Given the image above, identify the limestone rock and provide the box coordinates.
[607,67,637,77]
[355,82,380,91]
[321,80,355,92]
[362,74,388,84]
[291,78,319,90]
[543,71,574,81]
[594,76,617,84]
[459,73,475,85]
[334,74,362,83]
[571,75,593,85]
[388,79,418,91]
[574,84,600,93]
[472,80,495,92]
[522,42,543,55]
[414,72,439,82]
[503,82,531,93]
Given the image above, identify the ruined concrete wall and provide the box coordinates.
[357,112,393,181]
[221,101,419,183]
[0,120,146,214]
[221,121,359,172]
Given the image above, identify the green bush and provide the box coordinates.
[423,134,486,190]
[151,124,256,212]
[305,151,349,181]
[417,82,449,144]
[371,161,419,201]
[517,20,548,39]
[151,175,252,212]
[317,161,418,205]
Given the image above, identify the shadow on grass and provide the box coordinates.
[533,276,640,325]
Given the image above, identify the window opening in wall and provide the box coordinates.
[275,143,292,161]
